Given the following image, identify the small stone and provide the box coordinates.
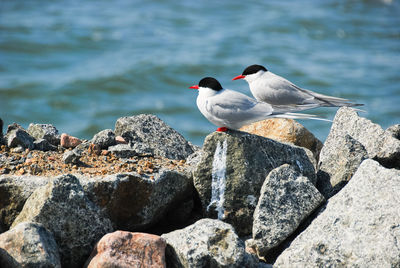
[6,125,34,150]
[33,138,58,151]
[27,123,60,146]
[108,144,146,158]
[85,231,166,268]
[90,129,116,149]
[17,168,25,175]
[11,146,24,153]
[101,150,109,156]
[115,135,128,144]
[60,133,82,149]
[62,150,81,164]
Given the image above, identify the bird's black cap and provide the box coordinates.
[199,77,223,91]
[242,64,268,75]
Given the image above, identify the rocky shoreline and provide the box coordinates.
[0,107,399,267]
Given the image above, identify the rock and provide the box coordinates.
[115,135,128,144]
[162,218,257,268]
[62,150,81,164]
[0,222,61,268]
[186,150,203,175]
[11,146,24,153]
[62,141,91,164]
[323,107,400,168]
[386,124,400,140]
[275,159,400,267]
[251,164,325,257]
[0,118,3,145]
[88,143,101,155]
[34,138,58,151]
[11,174,113,268]
[108,143,153,158]
[85,231,166,268]
[193,131,316,236]
[0,175,50,231]
[240,118,323,160]
[60,133,82,148]
[81,169,193,230]
[90,129,116,149]
[5,124,34,150]
[317,134,368,199]
[114,114,194,160]
[27,123,60,146]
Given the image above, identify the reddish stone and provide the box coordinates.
[115,136,128,144]
[60,133,82,149]
[85,231,166,268]
[240,118,323,160]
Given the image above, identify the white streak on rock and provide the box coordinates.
[296,160,303,173]
[207,139,228,220]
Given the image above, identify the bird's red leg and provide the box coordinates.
[216,127,228,132]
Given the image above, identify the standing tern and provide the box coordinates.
[189,77,329,132]
[233,64,363,107]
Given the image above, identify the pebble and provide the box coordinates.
[11,147,24,153]
[115,136,128,144]
[60,133,82,149]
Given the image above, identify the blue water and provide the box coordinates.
[1,0,399,146]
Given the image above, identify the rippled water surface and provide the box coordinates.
[1,0,399,145]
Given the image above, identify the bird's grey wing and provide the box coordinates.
[262,74,316,104]
[271,73,360,106]
[206,90,272,123]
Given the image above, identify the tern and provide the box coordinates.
[233,64,362,107]
[190,77,329,132]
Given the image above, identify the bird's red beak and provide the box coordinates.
[189,85,199,89]
[232,75,245,81]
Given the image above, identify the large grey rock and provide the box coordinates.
[251,164,325,257]
[162,218,257,268]
[275,159,400,267]
[90,129,116,149]
[114,114,194,160]
[11,174,113,268]
[0,222,61,268]
[317,134,368,199]
[0,175,50,231]
[386,124,400,140]
[5,124,34,150]
[322,107,400,168]
[193,131,316,236]
[81,169,193,230]
[27,123,60,146]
